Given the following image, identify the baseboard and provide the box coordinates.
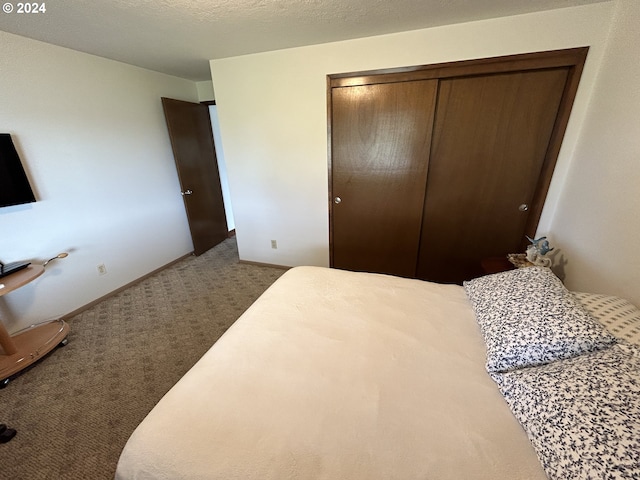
[238,259,290,270]
[62,252,288,321]
[61,253,193,321]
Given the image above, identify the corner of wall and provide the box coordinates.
[196,81,215,102]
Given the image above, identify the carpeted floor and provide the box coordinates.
[0,238,285,479]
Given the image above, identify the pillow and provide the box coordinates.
[574,292,640,346]
[491,343,640,480]
[463,267,616,373]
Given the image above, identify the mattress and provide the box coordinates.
[115,266,548,480]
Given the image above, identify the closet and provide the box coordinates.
[328,48,588,283]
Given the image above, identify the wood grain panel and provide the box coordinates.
[162,98,228,255]
[416,68,569,283]
[331,80,437,277]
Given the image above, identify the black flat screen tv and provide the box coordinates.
[0,133,36,208]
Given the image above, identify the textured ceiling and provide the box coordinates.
[0,0,609,81]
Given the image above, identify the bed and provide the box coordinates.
[115,266,640,480]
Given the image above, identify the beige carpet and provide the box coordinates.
[0,238,285,479]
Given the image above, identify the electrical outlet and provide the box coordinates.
[97,264,107,275]
[271,240,277,249]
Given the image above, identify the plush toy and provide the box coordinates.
[525,236,554,267]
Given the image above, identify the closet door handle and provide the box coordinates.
[181,190,193,196]
[518,203,528,212]
[334,196,342,204]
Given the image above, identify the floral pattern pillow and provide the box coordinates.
[491,343,640,480]
[463,266,616,373]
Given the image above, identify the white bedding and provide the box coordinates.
[115,266,547,480]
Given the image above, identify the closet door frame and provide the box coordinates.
[327,47,588,269]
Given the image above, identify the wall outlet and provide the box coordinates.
[97,264,107,275]
[271,240,278,249]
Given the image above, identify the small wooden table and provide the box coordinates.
[480,256,515,274]
[0,265,70,387]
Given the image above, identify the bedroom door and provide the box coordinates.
[329,48,587,283]
[162,97,228,255]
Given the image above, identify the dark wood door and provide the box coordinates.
[329,49,587,283]
[331,80,438,277]
[162,97,228,255]
[416,68,569,283]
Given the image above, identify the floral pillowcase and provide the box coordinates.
[491,342,640,480]
[463,266,616,373]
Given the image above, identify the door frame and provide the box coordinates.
[327,47,589,267]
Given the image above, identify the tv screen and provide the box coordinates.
[0,133,36,208]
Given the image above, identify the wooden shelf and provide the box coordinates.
[0,264,70,384]
[0,319,69,379]
[0,264,44,295]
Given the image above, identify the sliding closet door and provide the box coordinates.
[331,80,437,277]
[416,68,569,283]
[329,48,587,283]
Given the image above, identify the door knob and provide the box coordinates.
[181,190,193,196]
[334,196,342,204]
[518,203,529,212]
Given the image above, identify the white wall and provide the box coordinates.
[0,31,198,332]
[195,80,236,231]
[210,4,616,268]
[549,0,640,305]
[209,106,235,231]
[195,80,215,102]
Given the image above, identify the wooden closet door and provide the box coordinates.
[331,80,437,277]
[416,68,569,283]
